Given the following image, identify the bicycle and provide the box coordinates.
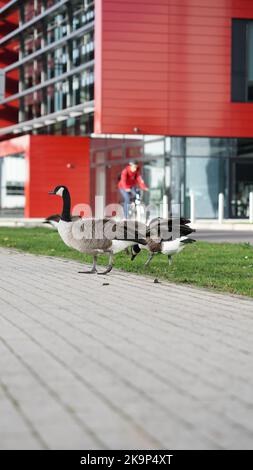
[127,188,146,222]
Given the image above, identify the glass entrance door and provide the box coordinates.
[230,159,253,218]
[0,154,25,217]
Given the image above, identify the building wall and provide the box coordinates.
[95,0,253,138]
[0,135,90,217]
[28,135,90,217]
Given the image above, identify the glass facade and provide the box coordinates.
[248,23,253,100]
[5,0,95,135]
[90,136,253,220]
[232,19,253,102]
[90,135,176,219]
[184,138,253,218]
[0,153,25,216]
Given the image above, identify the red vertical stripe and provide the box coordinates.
[94,0,253,137]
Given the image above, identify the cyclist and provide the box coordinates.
[118,161,148,218]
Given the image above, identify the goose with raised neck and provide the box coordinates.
[48,185,147,274]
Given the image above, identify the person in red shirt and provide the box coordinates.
[118,161,148,217]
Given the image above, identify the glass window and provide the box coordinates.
[72,74,81,105]
[144,139,164,158]
[186,138,234,158]
[46,46,67,80]
[6,183,25,196]
[186,157,228,218]
[47,11,68,44]
[248,23,253,100]
[231,19,253,102]
[47,84,55,113]
[72,0,95,30]
[230,160,253,217]
[237,138,253,157]
[143,157,165,206]
[165,137,171,154]
[72,33,94,66]
[54,82,63,112]
[24,1,35,22]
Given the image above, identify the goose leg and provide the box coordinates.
[168,255,173,266]
[144,253,154,267]
[78,255,97,274]
[97,252,113,275]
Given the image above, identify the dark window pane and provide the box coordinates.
[248,82,253,101]
[231,19,247,102]
[6,183,25,196]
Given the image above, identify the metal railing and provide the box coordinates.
[0,101,94,136]
[189,191,253,223]
[3,21,94,73]
[0,60,94,106]
[0,0,70,46]
[0,0,19,17]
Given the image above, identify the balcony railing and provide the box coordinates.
[4,21,94,73]
[0,101,94,137]
[0,60,94,106]
[0,0,19,17]
[0,0,70,46]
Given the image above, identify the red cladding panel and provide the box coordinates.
[94,0,253,138]
[0,136,90,217]
[28,136,90,217]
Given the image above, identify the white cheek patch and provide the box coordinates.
[56,187,64,196]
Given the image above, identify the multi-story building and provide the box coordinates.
[0,0,94,133]
[1,0,253,219]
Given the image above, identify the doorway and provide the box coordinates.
[230,159,253,218]
[0,154,25,217]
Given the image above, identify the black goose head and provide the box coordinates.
[48,185,71,222]
[131,244,141,261]
[48,185,69,197]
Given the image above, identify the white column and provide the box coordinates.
[95,154,106,218]
[162,195,168,218]
[249,192,253,223]
[95,196,105,219]
[218,193,224,224]
[0,70,5,101]
[190,191,195,223]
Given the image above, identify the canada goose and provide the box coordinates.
[43,214,61,229]
[48,185,147,274]
[43,213,80,229]
[131,217,196,266]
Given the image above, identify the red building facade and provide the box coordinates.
[95,0,253,138]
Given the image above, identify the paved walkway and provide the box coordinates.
[0,248,253,450]
[195,229,253,244]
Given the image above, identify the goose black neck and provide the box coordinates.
[61,188,71,222]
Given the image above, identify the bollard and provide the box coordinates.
[218,193,224,224]
[190,191,195,223]
[249,192,253,223]
[162,194,168,218]
[95,195,105,219]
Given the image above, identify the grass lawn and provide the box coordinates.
[0,226,252,298]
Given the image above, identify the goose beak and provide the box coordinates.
[48,191,55,195]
